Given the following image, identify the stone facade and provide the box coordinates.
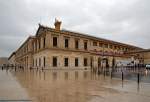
[8,52,16,64]
[10,36,35,68]
[9,19,150,69]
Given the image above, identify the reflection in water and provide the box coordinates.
[145,70,148,76]
[83,71,87,79]
[43,72,46,80]
[1,68,150,102]
[75,71,78,80]
[137,83,140,92]
[53,72,57,81]
[64,72,68,80]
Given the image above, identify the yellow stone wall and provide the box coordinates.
[10,23,143,69]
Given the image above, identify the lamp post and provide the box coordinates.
[102,45,104,73]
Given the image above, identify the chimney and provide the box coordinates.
[54,18,62,30]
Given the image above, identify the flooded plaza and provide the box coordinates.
[0,68,150,102]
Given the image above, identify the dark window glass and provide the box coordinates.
[53,57,57,67]
[53,37,57,47]
[65,39,69,48]
[104,44,108,48]
[43,57,46,67]
[75,58,78,67]
[99,43,103,47]
[64,58,68,67]
[43,37,46,48]
[84,58,87,66]
[39,40,41,49]
[84,42,87,50]
[93,42,97,46]
[39,58,41,67]
[75,40,79,49]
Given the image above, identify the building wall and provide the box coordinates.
[33,50,91,69]
[8,54,16,65]
[10,22,143,69]
[15,37,35,68]
[144,52,150,64]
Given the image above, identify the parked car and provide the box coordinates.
[145,64,150,69]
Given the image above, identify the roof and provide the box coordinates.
[15,36,35,53]
[126,49,150,54]
[8,52,16,60]
[36,24,143,50]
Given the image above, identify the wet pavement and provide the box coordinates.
[0,68,150,102]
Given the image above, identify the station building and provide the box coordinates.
[9,19,149,69]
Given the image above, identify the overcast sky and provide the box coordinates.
[0,0,150,57]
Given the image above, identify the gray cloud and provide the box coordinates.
[0,0,150,57]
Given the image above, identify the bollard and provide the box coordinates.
[98,70,100,75]
[44,72,46,80]
[122,71,124,81]
[111,71,113,79]
[104,70,106,77]
[137,73,140,84]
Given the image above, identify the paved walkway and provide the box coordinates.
[0,70,31,102]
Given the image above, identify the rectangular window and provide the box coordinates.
[99,43,103,47]
[64,58,68,67]
[43,37,46,48]
[39,58,41,67]
[84,58,87,66]
[104,44,108,48]
[93,42,97,46]
[53,37,57,47]
[43,57,46,67]
[75,40,79,49]
[53,57,57,67]
[84,42,87,50]
[109,45,113,49]
[65,38,69,48]
[75,58,78,67]
[39,40,41,49]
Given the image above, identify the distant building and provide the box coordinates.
[8,19,150,69]
[126,49,150,65]
[0,57,8,65]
